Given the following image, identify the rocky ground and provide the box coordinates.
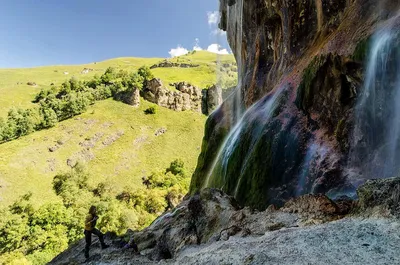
[50,177,400,265]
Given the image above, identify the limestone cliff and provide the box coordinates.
[190,0,400,209]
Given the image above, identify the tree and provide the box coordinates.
[62,92,90,119]
[0,118,5,142]
[39,106,58,129]
[40,94,63,119]
[86,75,101,89]
[137,66,154,82]
[33,89,51,103]
[6,108,36,138]
[166,159,186,176]
[101,67,117,85]
[127,72,144,91]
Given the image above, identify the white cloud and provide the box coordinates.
[207,44,230,55]
[207,11,219,26]
[193,38,203,51]
[212,29,227,36]
[168,46,189,57]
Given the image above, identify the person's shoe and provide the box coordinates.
[101,244,110,250]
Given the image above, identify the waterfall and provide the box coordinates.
[226,0,244,123]
[203,86,286,190]
[296,142,329,197]
[202,0,246,189]
[350,28,400,184]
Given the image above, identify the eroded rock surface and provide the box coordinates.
[191,0,400,209]
[142,79,222,114]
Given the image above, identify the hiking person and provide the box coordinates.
[84,206,109,260]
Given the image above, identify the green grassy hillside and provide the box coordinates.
[0,51,236,118]
[0,99,206,206]
[0,51,236,206]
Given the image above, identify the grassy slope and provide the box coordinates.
[0,51,235,206]
[0,51,236,117]
[0,99,206,206]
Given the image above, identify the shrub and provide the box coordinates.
[101,67,117,85]
[144,106,157,115]
[137,66,154,82]
[166,159,186,176]
[39,107,58,129]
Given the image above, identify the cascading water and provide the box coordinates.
[203,86,286,190]
[295,143,329,196]
[226,0,244,123]
[350,28,400,185]
[202,0,246,189]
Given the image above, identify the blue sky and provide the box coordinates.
[0,0,230,68]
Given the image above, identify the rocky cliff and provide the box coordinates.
[190,0,400,209]
[142,79,222,115]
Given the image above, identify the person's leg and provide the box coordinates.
[92,228,108,249]
[84,230,92,259]
[132,241,139,253]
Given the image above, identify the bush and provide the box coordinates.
[144,106,157,115]
[101,67,117,85]
[137,66,154,82]
[166,159,186,176]
[39,107,58,129]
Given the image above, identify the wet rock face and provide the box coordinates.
[295,54,362,153]
[220,0,347,106]
[190,0,388,209]
[192,54,361,208]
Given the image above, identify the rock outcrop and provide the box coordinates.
[114,87,141,107]
[142,79,223,114]
[204,85,223,115]
[357,177,400,218]
[150,60,199,69]
[190,0,400,209]
[143,79,202,112]
[81,68,94,74]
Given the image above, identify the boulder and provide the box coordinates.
[357,177,400,218]
[81,68,94,74]
[127,88,140,107]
